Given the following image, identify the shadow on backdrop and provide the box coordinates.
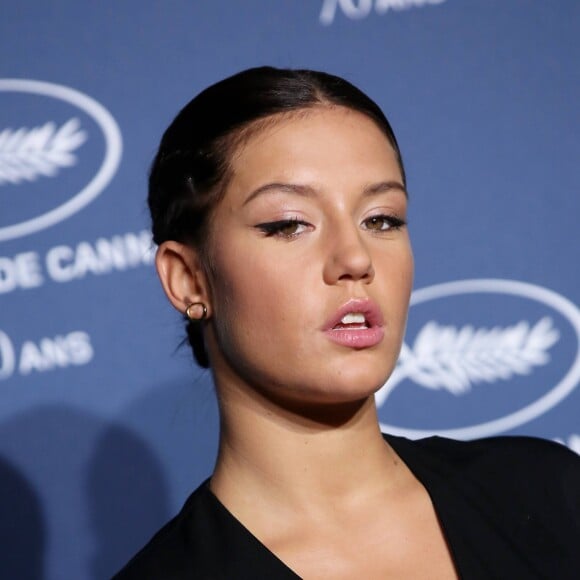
[94,373,219,578]
[0,365,217,580]
[88,423,171,579]
[0,455,45,580]
[0,405,170,580]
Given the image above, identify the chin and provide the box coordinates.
[312,361,392,403]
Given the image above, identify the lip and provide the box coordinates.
[323,298,385,349]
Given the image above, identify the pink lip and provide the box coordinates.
[323,298,385,349]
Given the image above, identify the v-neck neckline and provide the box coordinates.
[204,482,301,578]
[385,434,463,579]
[203,433,463,579]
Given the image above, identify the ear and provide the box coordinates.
[155,241,212,317]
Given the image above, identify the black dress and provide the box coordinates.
[114,434,580,579]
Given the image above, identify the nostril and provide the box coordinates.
[337,269,373,282]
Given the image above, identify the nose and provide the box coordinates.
[322,223,375,285]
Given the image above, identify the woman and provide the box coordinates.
[116,67,579,579]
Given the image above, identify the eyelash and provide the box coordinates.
[257,218,308,238]
[362,214,407,232]
[256,214,406,239]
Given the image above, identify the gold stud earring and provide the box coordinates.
[185,302,208,320]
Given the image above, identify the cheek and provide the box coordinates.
[396,248,414,305]
[378,236,413,276]
[400,248,414,300]
[209,250,303,357]
[378,243,414,323]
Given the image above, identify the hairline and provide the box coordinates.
[199,102,404,275]
[204,102,403,231]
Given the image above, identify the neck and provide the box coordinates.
[210,377,400,514]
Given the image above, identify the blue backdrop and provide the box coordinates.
[1,1,578,578]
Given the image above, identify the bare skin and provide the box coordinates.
[211,388,457,579]
[156,107,458,578]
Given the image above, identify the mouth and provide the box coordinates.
[323,299,384,349]
[332,312,370,330]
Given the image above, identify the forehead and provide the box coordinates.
[227,106,401,192]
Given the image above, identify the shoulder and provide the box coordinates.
[387,433,580,527]
[112,478,298,580]
[112,480,211,579]
[388,433,580,492]
[388,432,579,477]
[387,434,580,576]
[430,434,577,480]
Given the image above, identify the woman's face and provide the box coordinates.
[204,106,413,405]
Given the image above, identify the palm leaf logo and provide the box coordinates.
[376,317,560,405]
[0,118,87,185]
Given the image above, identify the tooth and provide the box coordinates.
[341,313,365,324]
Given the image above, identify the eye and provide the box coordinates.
[256,218,311,238]
[363,214,406,232]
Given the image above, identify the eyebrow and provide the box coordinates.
[242,180,407,206]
